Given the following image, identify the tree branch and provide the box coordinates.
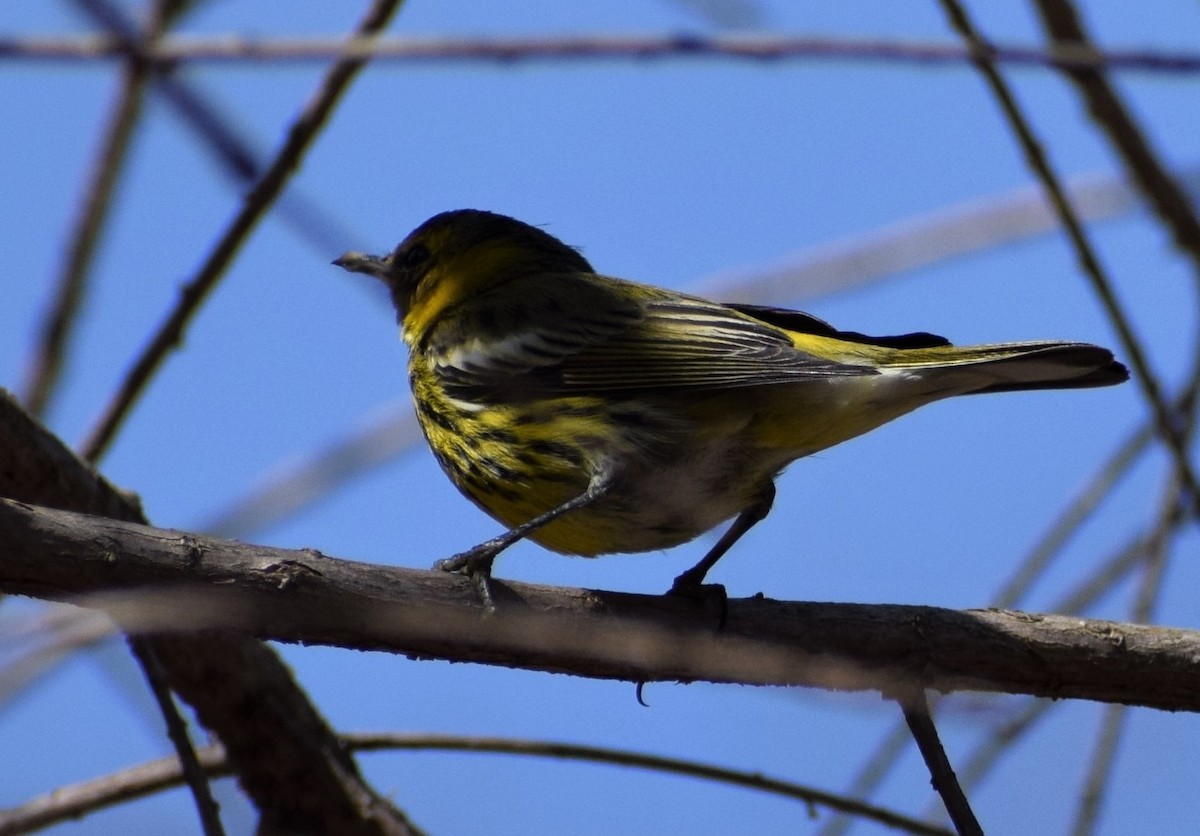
[0,390,419,834]
[0,734,955,836]
[4,33,1200,74]
[1,496,1197,712]
[898,688,981,836]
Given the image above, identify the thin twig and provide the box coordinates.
[0,733,954,836]
[357,735,952,836]
[897,688,982,836]
[937,0,1200,511]
[79,0,403,463]
[6,33,1200,73]
[943,479,1189,821]
[127,637,226,836]
[820,4,1200,811]
[1071,703,1124,836]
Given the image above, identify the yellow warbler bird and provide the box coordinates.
[335,209,1128,597]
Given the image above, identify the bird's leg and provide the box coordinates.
[670,482,776,594]
[434,467,616,610]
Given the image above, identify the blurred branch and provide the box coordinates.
[2,360,416,830]
[18,0,177,418]
[992,411,1156,609]
[2,498,1200,712]
[937,0,1200,515]
[6,33,1200,73]
[955,698,1049,807]
[938,489,1188,820]
[202,400,423,538]
[0,733,955,836]
[992,380,1194,611]
[0,606,114,707]
[72,0,363,258]
[79,0,401,463]
[699,168,1173,302]
[1032,0,1200,272]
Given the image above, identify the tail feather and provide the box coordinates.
[884,341,1129,395]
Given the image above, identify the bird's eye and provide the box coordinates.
[395,243,431,271]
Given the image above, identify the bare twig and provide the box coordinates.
[1071,702,1124,836]
[699,169,1172,303]
[937,0,1200,514]
[79,0,403,463]
[939,484,1188,821]
[0,734,955,836]
[0,744,226,836]
[6,33,1200,74]
[898,689,982,836]
[128,638,226,836]
[992,415,1155,609]
[993,376,1194,612]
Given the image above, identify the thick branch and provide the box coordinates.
[1,496,1197,712]
[0,391,417,834]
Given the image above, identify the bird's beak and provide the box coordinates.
[332,251,389,281]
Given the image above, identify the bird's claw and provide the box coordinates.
[433,547,500,613]
[667,574,729,627]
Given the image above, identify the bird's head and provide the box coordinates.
[334,209,593,342]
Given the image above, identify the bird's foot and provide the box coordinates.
[433,546,500,613]
[667,570,729,627]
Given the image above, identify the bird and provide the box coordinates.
[334,209,1128,602]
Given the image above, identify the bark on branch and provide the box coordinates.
[1,496,1196,713]
[0,390,417,835]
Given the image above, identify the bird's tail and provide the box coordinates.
[880,341,1129,396]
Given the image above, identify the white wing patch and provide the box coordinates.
[437,327,587,376]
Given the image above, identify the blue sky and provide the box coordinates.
[3,2,1199,834]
